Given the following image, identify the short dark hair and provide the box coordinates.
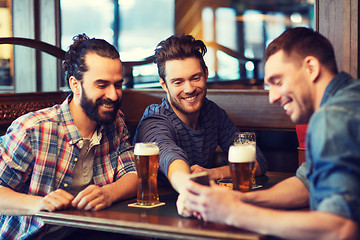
[63,34,120,85]
[264,27,338,74]
[154,34,207,82]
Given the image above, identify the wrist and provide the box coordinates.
[170,171,190,193]
[212,166,229,180]
[101,184,115,204]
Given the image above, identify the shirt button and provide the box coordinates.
[74,158,78,162]
[64,183,68,188]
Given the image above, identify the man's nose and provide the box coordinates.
[183,81,196,94]
[106,85,120,101]
[268,86,281,104]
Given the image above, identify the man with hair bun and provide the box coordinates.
[0,34,138,239]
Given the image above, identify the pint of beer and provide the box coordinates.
[134,142,160,205]
[228,143,256,192]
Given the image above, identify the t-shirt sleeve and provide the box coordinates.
[135,115,189,177]
[296,162,310,189]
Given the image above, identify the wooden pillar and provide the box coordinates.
[316,0,360,78]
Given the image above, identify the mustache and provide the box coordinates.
[95,98,122,109]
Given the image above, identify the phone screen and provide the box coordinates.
[189,172,210,186]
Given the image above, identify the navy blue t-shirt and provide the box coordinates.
[134,97,267,185]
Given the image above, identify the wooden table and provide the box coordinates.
[36,172,294,240]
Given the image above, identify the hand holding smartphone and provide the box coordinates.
[189,172,210,186]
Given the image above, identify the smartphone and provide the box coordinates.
[189,172,210,186]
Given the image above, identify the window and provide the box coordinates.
[3,0,314,92]
[61,0,174,88]
[199,1,314,88]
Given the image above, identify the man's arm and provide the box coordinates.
[182,180,358,240]
[168,159,191,192]
[0,186,74,215]
[244,176,309,209]
[191,161,262,180]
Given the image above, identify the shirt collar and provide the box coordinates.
[59,94,83,146]
[320,72,354,106]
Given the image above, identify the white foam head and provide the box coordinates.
[228,144,256,163]
[134,142,159,156]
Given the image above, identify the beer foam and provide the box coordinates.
[134,142,159,156]
[228,144,256,163]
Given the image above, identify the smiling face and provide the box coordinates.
[79,53,123,125]
[264,50,315,124]
[160,57,207,123]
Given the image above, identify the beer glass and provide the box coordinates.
[134,142,160,206]
[229,132,256,192]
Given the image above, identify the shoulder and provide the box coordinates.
[143,99,173,117]
[140,98,178,124]
[323,76,360,108]
[319,86,360,121]
[11,104,61,130]
[308,99,360,156]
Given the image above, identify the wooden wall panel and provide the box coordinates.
[121,89,295,131]
[174,0,232,38]
[316,0,360,78]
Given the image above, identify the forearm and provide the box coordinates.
[0,186,42,215]
[229,203,358,240]
[102,172,138,204]
[168,159,191,193]
[244,176,309,209]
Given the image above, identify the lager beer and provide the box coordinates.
[134,142,160,205]
[228,143,256,192]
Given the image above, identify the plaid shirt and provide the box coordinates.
[0,96,136,239]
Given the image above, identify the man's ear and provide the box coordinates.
[304,56,320,83]
[69,76,81,95]
[159,77,168,93]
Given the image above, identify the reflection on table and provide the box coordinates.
[36,172,294,240]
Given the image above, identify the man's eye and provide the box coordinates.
[97,84,106,88]
[115,83,122,89]
[173,81,182,85]
[274,81,282,86]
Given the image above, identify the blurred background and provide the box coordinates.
[0,0,314,92]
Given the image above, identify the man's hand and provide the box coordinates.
[72,185,112,211]
[179,178,245,223]
[190,164,207,174]
[39,189,74,212]
[176,191,193,217]
[190,164,230,180]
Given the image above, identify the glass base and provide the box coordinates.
[128,202,165,208]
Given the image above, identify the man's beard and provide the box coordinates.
[168,88,206,116]
[80,87,122,125]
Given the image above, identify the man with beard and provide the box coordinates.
[133,34,267,203]
[0,34,138,239]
